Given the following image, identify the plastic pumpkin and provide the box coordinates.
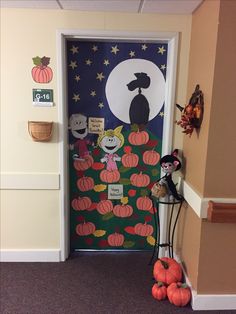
[136,196,153,211]
[113,204,133,218]
[152,282,167,301]
[167,282,191,307]
[128,130,149,146]
[134,222,153,236]
[97,200,113,215]
[143,150,160,166]
[76,222,96,236]
[77,176,94,192]
[153,257,182,285]
[71,196,92,211]
[74,155,94,171]
[100,169,120,183]
[107,233,124,247]
[130,172,150,187]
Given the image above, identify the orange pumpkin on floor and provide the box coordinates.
[153,257,182,285]
[152,282,167,301]
[74,155,94,171]
[113,204,133,217]
[167,282,191,307]
[97,200,113,215]
[76,222,96,236]
[71,196,92,211]
[100,169,120,183]
[107,233,124,247]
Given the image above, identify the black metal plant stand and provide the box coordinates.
[149,196,183,265]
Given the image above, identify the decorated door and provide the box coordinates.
[67,39,168,251]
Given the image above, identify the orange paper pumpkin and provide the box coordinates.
[134,222,153,236]
[107,233,125,247]
[73,155,94,171]
[130,172,150,187]
[97,200,113,215]
[128,130,149,146]
[31,56,53,83]
[136,196,153,211]
[77,176,94,192]
[71,196,92,211]
[100,169,120,183]
[143,150,160,166]
[121,146,139,167]
[113,204,133,218]
[76,222,96,236]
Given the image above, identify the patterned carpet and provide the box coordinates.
[1,252,235,314]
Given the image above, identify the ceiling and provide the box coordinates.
[1,0,203,15]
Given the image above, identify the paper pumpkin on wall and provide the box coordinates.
[31,56,53,83]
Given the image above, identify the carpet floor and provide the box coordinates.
[0,252,235,314]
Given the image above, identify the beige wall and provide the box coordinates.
[180,0,236,294]
[0,8,192,249]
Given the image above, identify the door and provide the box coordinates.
[67,38,168,252]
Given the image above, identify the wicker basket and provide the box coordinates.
[28,121,53,142]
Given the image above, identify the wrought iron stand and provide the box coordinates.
[149,196,183,265]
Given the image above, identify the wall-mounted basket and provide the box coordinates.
[28,121,53,142]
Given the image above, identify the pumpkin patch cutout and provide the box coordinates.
[136,196,153,211]
[121,146,139,168]
[113,204,133,218]
[76,221,96,236]
[100,169,120,183]
[134,222,153,236]
[74,155,94,171]
[77,176,94,191]
[128,130,149,146]
[153,257,182,285]
[107,232,125,247]
[72,196,92,211]
[143,150,160,166]
[97,200,113,215]
[130,172,150,187]
[167,282,191,307]
[31,56,53,83]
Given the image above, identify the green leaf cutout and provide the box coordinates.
[123,241,135,248]
[140,189,149,197]
[119,165,131,173]
[151,169,159,177]
[32,56,41,66]
[119,178,131,185]
[130,124,139,132]
[102,212,114,221]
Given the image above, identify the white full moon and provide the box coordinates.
[105,58,165,124]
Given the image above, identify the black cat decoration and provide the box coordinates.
[127,72,150,128]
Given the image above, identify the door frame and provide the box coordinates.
[57,29,179,261]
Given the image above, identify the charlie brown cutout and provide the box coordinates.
[98,126,124,183]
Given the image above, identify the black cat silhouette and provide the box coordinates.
[127,72,150,127]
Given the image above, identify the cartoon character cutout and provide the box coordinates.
[69,113,90,160]
[97,126,124,170]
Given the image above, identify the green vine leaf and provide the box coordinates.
[102,212,114,221]
[123,240,135,248]
[140,189,149,196]
[151,168,159,176]
[119,178,131,185]
[32,56,41,66]
[130,124,139,132]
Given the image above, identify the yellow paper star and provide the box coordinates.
[142,44,148,51]
[92,45,98,52]
[96,72,105,82]
[69,61,77,69]
[159,111,164,117]
[85,59,92,66]
[90,90,96,97]
[160,64,166,70]
[111,45,119,55]
[158,46,166,55]
[98,102,104,108]
[129,51,135,58]
[70,46,79,54]
[104,59,110,66]
[75,75,81,82]
[72,94,80,102]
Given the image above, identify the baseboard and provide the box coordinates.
[174,253,236,310]
[0,249,61,262]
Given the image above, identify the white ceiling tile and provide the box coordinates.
[59,0,141,13]
[1,0,61,9]
[142,0,203,14]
